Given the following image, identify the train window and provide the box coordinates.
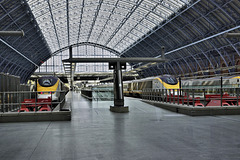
[38,77,58,87]
[42,79,52,85]
[160,76,178,85]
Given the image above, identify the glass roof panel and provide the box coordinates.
[36,44,131,73]
[27,0,191,54]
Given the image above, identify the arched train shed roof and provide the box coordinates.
[0,0,239,83]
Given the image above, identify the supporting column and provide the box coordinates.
[69,46,73,91]
[109,62,129,113]
[62,55,168,112]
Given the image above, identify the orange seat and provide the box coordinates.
[39,105,51,111]
[18,107,30,112]
[194,102,204,107]
[194,97,204,107]
[206,100,230,106]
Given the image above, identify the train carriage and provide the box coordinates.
[181,76,240,96]
[123,75,179,98]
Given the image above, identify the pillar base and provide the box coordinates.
[110,105,129,113]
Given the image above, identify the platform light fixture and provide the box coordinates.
[224,32,240,38]
[0,30,24,36]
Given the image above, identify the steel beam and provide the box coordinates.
[104,0,143,46]
[109,61,129,113]
[52,42,121,56]
[120,0,201,56]
[77,0,85,43]
[47,0,62,53]
[86,0,103,42]
[95,0,120,43]
[66,0,70,46]
[62,57,167,63]
[159,25,240,56]
[0,37,39,67]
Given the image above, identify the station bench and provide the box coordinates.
[18,97,52,112]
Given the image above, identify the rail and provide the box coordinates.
[0,91,68,113]
[142,88,240,107]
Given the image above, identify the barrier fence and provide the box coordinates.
[0,91,67,113]
[142,88,240,107]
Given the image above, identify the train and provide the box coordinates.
[37,76,69,101]
[81,74,240,99]
[181,75,240,96]
[123,75,240,98]
[80,75,240,107]
[123,75,180,98]
[181,76,240,89]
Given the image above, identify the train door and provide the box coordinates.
[138,82,143,90]
[129,83,132,91]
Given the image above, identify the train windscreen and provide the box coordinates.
[160,76,178,85]
[38,77,58,87]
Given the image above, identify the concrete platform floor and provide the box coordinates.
[1,92,240,160]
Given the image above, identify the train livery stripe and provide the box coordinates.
[37,79,60,92]
[154,78,179,89]
[231,76,240,79]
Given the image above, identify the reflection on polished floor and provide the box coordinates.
[1,92,240,160]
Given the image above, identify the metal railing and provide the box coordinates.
[142,88,240,107]
[0,91,67,113]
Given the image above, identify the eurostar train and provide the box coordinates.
[123,75,180,98]
[181,76,240,95]
[37,76,69,101]
[181,76,240,89]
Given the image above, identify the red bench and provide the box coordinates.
[19,97,52,112]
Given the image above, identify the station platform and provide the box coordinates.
[1,92,240,160]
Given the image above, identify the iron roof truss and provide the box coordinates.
[1,0,240,82]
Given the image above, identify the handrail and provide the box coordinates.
[142,88,240,107]
[0,91,67,113]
